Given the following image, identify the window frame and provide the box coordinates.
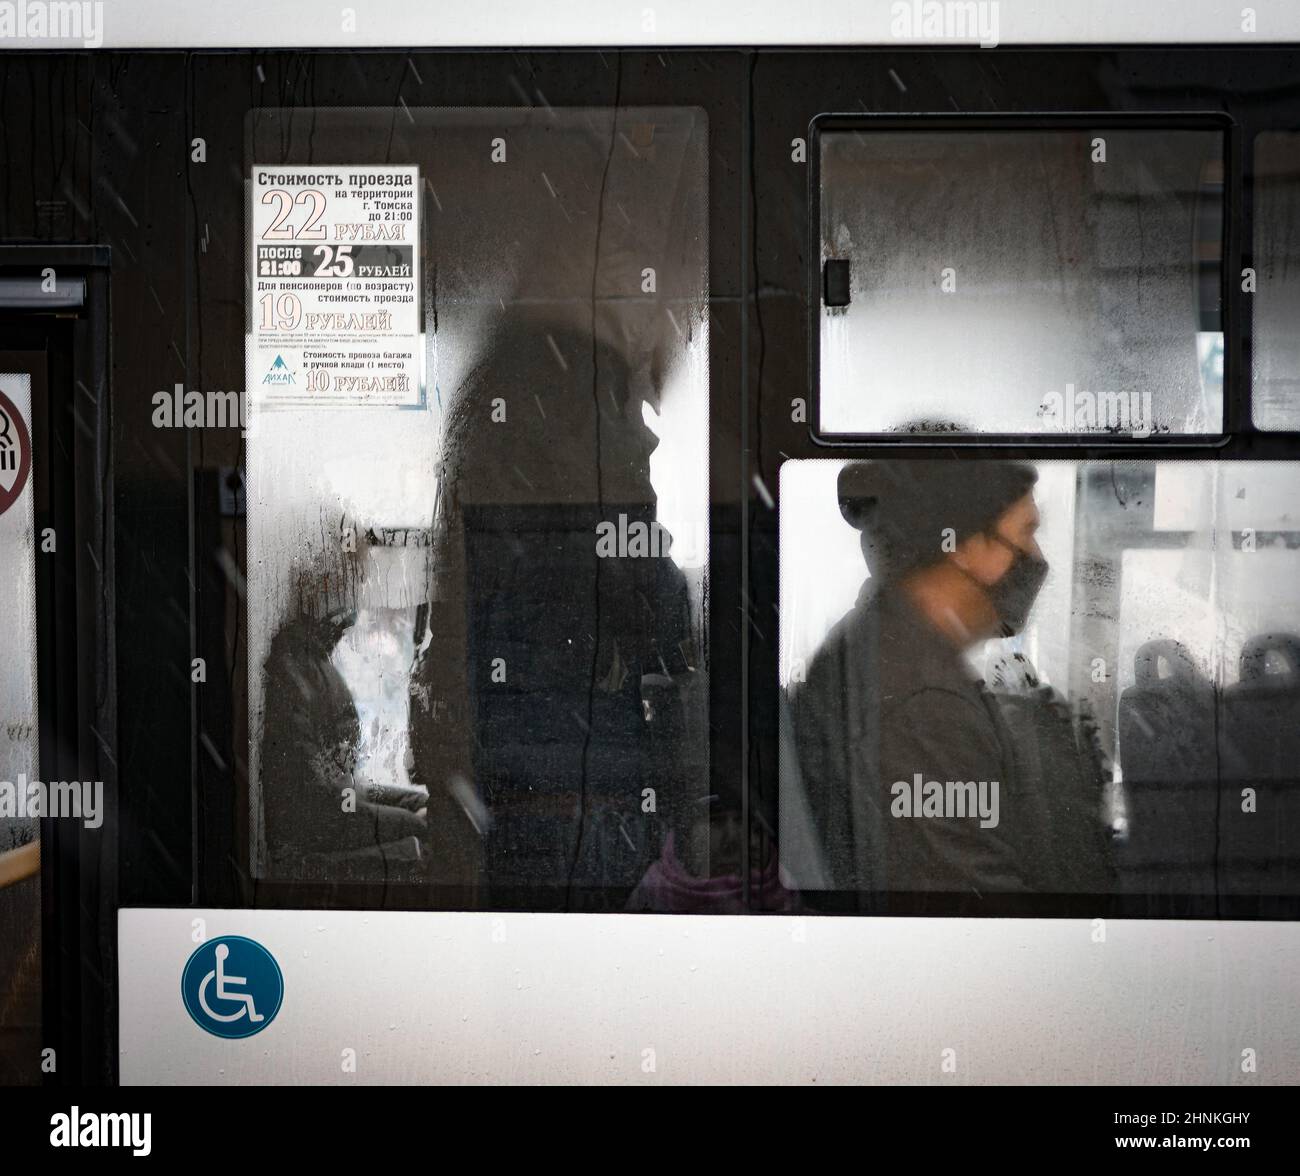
[806,110,1241,448]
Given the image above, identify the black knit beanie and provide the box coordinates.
[837,459,1038,583]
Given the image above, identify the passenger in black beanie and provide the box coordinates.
[788,457,1056,897]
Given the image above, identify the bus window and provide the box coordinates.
[1253,131,1300,430]
[246,107,710,904]
[815,125,1225,438]
[0,370,39,1082]
[780,458,1300,908]
[0,373,36,849]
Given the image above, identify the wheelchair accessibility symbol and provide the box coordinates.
[181,937,283,1038]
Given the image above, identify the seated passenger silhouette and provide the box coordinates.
[261,588,427,879]
[789,459,1108,897]
[625,783,797,914]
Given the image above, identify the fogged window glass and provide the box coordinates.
[0,374,36,855]
[817,128,1224,436]
[246,108,709,906]
[780,458,1300,906]
[1253,132,1300,430]
[0,371,39,1083]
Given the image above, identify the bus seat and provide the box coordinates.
[1116,639,1218,891]
[1220,633,1300,894]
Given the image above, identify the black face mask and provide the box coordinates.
[984,532,1049,637]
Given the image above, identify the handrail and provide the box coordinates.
[0,840,40,890]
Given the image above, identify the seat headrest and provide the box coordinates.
[1134,638,1202,688]
[1239,633,1300,683]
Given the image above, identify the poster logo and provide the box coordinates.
[0,388,32,517]
[181,936,283,1038]
[262,355,296,386]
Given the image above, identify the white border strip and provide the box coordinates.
[1,1,1297,51]
[120,908,1300,1084]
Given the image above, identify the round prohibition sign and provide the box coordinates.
[0,388,32,518]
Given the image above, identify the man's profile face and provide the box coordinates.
[953,491,1043,588]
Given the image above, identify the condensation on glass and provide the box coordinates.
[245,108,710,903]
[1253,131,1300,431]
[0,372,39,1083]
[779,458,1300,902]
[0,374,36,853]
[817,128,1225,437]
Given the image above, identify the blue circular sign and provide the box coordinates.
[181,936,283,1039]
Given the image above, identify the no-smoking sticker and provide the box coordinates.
[0,388,32,517]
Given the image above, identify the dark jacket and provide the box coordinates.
[789,586,1112,896]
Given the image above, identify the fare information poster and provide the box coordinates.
[250,166,422,407]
